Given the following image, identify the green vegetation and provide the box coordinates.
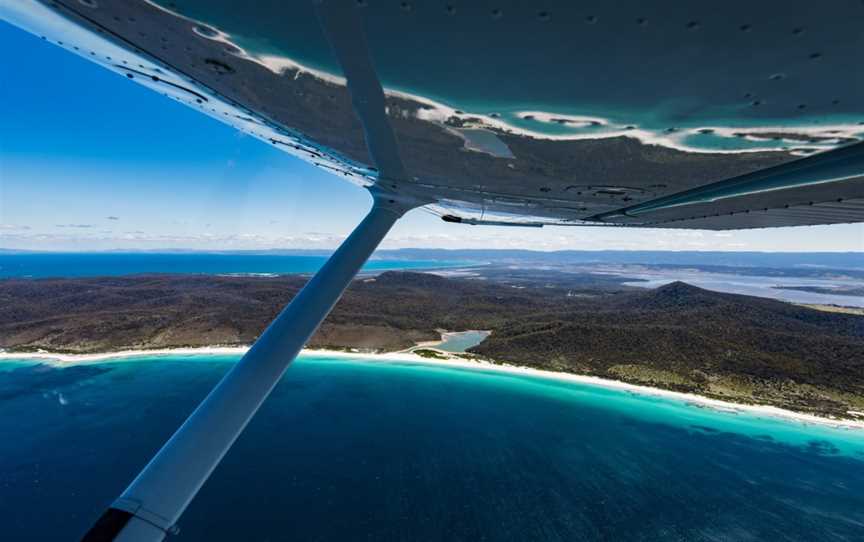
[413,349,449,359]
[1,271,863,419]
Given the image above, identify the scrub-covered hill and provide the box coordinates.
[2,272,863,418]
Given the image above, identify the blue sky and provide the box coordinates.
[0,21,861,252]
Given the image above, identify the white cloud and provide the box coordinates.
[0,219,859,252]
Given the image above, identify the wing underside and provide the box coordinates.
[3,0,864,230]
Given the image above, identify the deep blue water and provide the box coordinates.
[0,253,460,278]
[1,354,863,541]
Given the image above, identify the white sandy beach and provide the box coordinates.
[3,344,864,431]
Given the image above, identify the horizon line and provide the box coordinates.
[1,247,861,255]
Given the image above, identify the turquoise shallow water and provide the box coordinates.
[1,353,863,541]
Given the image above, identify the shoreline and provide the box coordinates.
[2,346,864,431]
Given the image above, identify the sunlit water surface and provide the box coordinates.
[1,354,863,541]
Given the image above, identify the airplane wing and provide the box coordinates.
[3,0,863,231]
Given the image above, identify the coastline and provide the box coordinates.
[3,345,864,431]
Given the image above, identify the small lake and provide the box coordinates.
[434,330,491,352]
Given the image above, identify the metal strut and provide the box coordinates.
[81,191,420,542]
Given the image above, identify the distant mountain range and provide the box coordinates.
[1,271,862,419]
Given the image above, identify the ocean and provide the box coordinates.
[1,354,862,541]
[0,252,461,279]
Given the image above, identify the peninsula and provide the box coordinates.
[1,271,863,420]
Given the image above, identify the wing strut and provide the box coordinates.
[587,141,864,224]
[81,191,420,542]
[74,2,426,539]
